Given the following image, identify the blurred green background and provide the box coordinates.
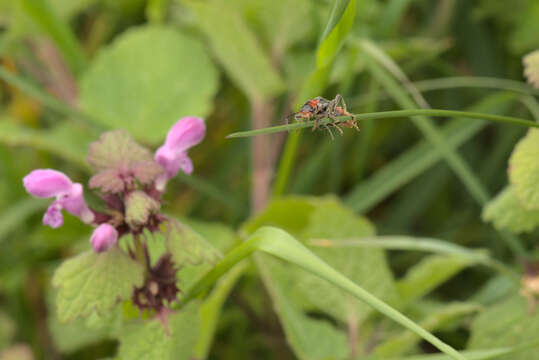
[1,0,539,359]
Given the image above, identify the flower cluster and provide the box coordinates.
[23,117,205,253]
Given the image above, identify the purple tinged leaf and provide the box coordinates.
[87,130,163,193]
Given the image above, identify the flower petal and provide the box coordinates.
[163,117,205,153]
[43,202,63,228]
[59,183,95,224]
[23,169,73,198]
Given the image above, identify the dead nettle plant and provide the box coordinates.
[23,116,219,331]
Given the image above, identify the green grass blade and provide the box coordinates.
[177,226,466,360]
[0,198,48,244]
[308,236,516,279]
[343,93,514,213]
[19,0,88,75]
[0,68,102,129]
[194,261,248,359]
[414,77,539,96]
[226,108,538,138]
[271,0,357,197]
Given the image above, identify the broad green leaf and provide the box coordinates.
[117,303,200,360]
[483,186,539,233]
[397,255,479,305]
[52,247,144,322]
[47,288,121,353]
[80,25,218,142]
[468,294,539,360]
[163,219,222,268]
[87,130,163,193]
[523,50,539,88]
[253,0,313,56]
[184,1,284,100]
[375,302,480,357]
[509,129,539,209]
[125,191,160,229]
[258,255,348,360]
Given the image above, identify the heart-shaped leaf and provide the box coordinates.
[52,247,144,322]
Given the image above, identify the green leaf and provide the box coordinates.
[523,50,539,88]
[245,197,399,357]
[375,302,480,357]
[80,25,218,142]
[87,130,163,193]
[258,255,349,360]
[483,186,539,233]
[468,294,539,360]
[47,287,121,353]
[125,191,160,229]
[185,1,283,100]
[179,226,466,360]
[397,255,478,305]
[52,247,144,322]
[163,219,222,267]
[117,303,200,360]
[509,129,539,210]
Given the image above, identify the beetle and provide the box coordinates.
[286,94,358,138]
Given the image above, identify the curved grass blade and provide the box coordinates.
[176,226,466,360]
[308,236,516,279]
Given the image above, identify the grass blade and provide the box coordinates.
[226,108,538,138]
[19,0,88,75]
[177,226,466,360]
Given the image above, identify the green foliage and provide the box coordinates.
[80,26,218,142]
[468,294,539,360]
[509,129,539,210]
[483,186,539,233]
[117,303,200,360]
[52,248,144,322]
[184,1,284,100]
[397,255,481,305]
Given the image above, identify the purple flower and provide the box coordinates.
[154,117,205,190]
[90,224,118,252]
[23,169,94,228]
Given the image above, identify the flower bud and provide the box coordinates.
[90,224,118,252]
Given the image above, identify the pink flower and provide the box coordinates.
[154,117,205,190]
[23,169,94,228]
[90,224,118,252]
